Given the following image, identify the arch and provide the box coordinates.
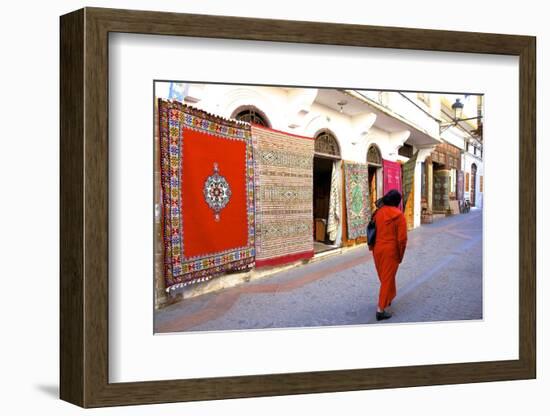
[366,142,384,215]
[312,129,342,249]
[366,143,383,167]
[314,129,341,159]
[231,105,271,128]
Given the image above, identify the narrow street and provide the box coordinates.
[155,210,483,333]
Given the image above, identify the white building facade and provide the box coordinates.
[156,82,483,233]
[440,94,484,210]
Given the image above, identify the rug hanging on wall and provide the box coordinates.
[383,159,403,211]
[158,99,255,291]
[251,125,314,267]
[343,162,370,240]
[326,161,341,242]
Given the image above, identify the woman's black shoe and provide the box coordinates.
[376,311,392,321]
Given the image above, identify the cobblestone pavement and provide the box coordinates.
[155,209,483,333]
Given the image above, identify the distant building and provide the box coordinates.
[439,94,484,211]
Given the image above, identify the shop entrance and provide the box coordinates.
[471,163,477,206]
[368,166,378,212]
[313,157,334,252]
[432,162,449,213]
[313,131,341,254]
[366,145,383,213]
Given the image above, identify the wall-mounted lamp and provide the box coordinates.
[440,97,482,134]
[452,98,464,120]
[337,100,347,113]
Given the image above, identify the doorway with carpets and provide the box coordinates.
[366,144,383,213]
[313,130,342,254]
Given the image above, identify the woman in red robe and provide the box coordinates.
[369,189,408,321]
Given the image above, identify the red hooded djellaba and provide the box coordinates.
[369,189,408,321]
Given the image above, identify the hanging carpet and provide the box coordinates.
[251,125,314,267]
[326,161,341,242]
[383,159,403,211]
[343,162,370,240]
[158,99,255,291]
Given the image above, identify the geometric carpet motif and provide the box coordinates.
[251,125,315,267]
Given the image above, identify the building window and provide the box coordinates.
[398,143,414,158]
[234,108,269,126]
[315,131,340,158]
[367,144,382,166]
[417,93,430,106]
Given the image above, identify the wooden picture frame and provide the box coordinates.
[60,7,536,408]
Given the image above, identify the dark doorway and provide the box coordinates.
[366,144,383,214]
[313,157,335,252]
[368,165,379,214]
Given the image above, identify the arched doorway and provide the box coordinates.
[471,163,477,207]
[232,106,271,127]
[366,144,383,213]
[313,130,341,252]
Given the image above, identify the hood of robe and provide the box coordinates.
[376,205,403,225]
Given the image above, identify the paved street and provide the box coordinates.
[155,209,483,333]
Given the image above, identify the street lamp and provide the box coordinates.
[440,97,481,134]
[337,100,347,113]
[452,98,464,120]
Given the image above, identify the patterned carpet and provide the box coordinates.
[158,100,255,291]
[251,125,315,267]
[343,162,370,240]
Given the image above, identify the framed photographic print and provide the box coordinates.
[60,7,536,408]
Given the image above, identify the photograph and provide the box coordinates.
[52,4,537,410]
[153,82,484,333]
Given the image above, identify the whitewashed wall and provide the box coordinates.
[156,82,454,228]
[441,126,467,150]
